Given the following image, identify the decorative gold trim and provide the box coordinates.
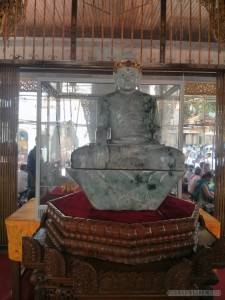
[0,0,27,41]
[113,59,142,73]
[200,0,225,42]
[185,83,216,95]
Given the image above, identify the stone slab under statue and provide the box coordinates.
[67,52,185,210]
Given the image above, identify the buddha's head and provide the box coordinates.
[113,52,142,92]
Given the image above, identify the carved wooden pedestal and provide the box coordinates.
[22,200,225,300]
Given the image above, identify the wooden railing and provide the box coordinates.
[0,0,225,65]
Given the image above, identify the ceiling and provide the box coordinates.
[19,0,212,42]
[2,0,223,68]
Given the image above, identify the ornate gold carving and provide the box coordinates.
[20,80,38,92]
[69,258,98,294]
[60,181,79,193]
[0,0,27,41]
[165,261,192,290]
[191,246,213,277]
[99,271,164,294]
[200,0,225,42]
[113,59,142,73]
[45,200,199,265]
[44,247,66,277]
[55,288,74,300]
[185,83,216,95]
[30,269,45,286]
[21,227,225,297]
[22,236,42,263]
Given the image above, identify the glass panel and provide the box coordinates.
[142,84,180,148]
[40,83,96,203]
[18,92,37,165]
[183,96,216,171]
[38,81,181,205]
[158,86,180,148]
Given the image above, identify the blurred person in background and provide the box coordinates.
[27,145,36,200]
[17,164,28,197]
[192,171,214,215]
[17,164,28,206]
[188,166,202,200]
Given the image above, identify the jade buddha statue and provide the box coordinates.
[67,52,185,210]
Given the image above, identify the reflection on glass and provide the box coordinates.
[36,82,181,203]
[183,96,216,171]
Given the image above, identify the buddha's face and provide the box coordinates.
[114,67,141,91]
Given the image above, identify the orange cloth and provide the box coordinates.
[199,208,221,238]
[5,199,40,261]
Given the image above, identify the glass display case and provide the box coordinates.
[36,80,182,218]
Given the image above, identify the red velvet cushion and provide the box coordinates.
[50,191,195,223]
[158,195,195,219]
